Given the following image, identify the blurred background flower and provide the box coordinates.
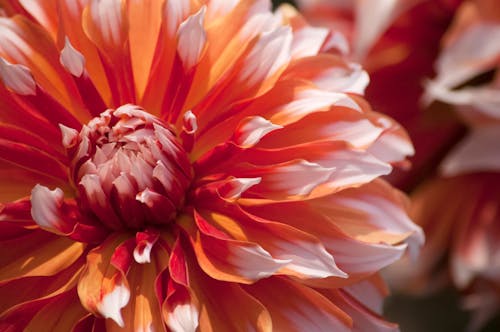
[0,0,421,331]
[292,0,500,331]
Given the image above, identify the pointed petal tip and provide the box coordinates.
[233,116,283,147]
[220,177,262,200]
[59,123,80,148]
[30,184,66,234]
[97,282,130,327]
[182,110,198,134]
[60,37,86,77]
[177,6,207,70]
[0,57,36,95]
[166,303,200,332]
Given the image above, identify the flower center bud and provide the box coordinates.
[62,105,192,230]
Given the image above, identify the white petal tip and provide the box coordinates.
[133,242,153,264]
[177,6,207,69]
[183,110,198,134]
[60,37,86,77]
[166,303,200,332]
[0,58,36,95]
[234,116,283,147]
[221,177,262,199]
[59,124,80,148]
[97,283,130,328]
[30,184,65,233]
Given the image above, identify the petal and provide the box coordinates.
[162,239,199,332]
[276,3,329,55]
[440,126,500,176]
[60,37,85,78]
[260,111,383,150]
[82,0,128,55]
[0,57,36,95]
[187,252,273,332]
[132,229,160,264]
[0,230,85,282]
[268,88,359,126]
[30,184,75,235]
[188,211,289,284]
[319,289,399,332]
[310,179,424,259]
[77,234,131,328]
[244,194,413,277]
[0,15,79,110]
[166,302,199,332]
[0,198,33,227]
[367,126,415,165]
[425,81,500,121]
[353,0,421,59]
[321,237,407,275]
[18,0,59,40]
[127,0,163,100]
[232,116,283,148]
[283,54,369,94]
[177,6,207,70]
[245,276,352,332]
[197,205,347,280]
[106,245,169,332]
[433,23,500,89]
[0,256,84,317]
[24,291,89,332]
[343,274,389,314]
[237,25,292,89]
[0,162,69,202]
[238,159,335,199]
[184,0,273,110]
[0,137,69,181]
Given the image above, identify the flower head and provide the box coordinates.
[0,1,421,330]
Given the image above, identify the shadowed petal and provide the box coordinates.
[245,276,352,332]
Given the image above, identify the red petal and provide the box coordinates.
[0,230,85,282]
[77,234,131,327]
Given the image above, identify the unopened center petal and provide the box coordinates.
[66,104,192,230]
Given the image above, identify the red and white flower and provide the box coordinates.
[0,1,420,331]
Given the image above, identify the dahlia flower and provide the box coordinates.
[0,0,421,330]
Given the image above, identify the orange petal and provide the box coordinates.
[162,238,199,332]
[185,0,270,111]
[56,1,112,106]
[24,290,89,332]
[0,256,84,317]
[0,230,85,282]
[0,15,85,116]
[244,276,352,332]
[318,288,399,332]
[106,244,169,332]
[17,0,59,41]
[196,203,347,280]
[82,0,128,58]
[188,211,289,284]
[77,234,131,328]
[127,0,164,101]
[310,179,423,257]
[187,251,273,332]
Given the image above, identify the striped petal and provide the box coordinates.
[77,234,131,328]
